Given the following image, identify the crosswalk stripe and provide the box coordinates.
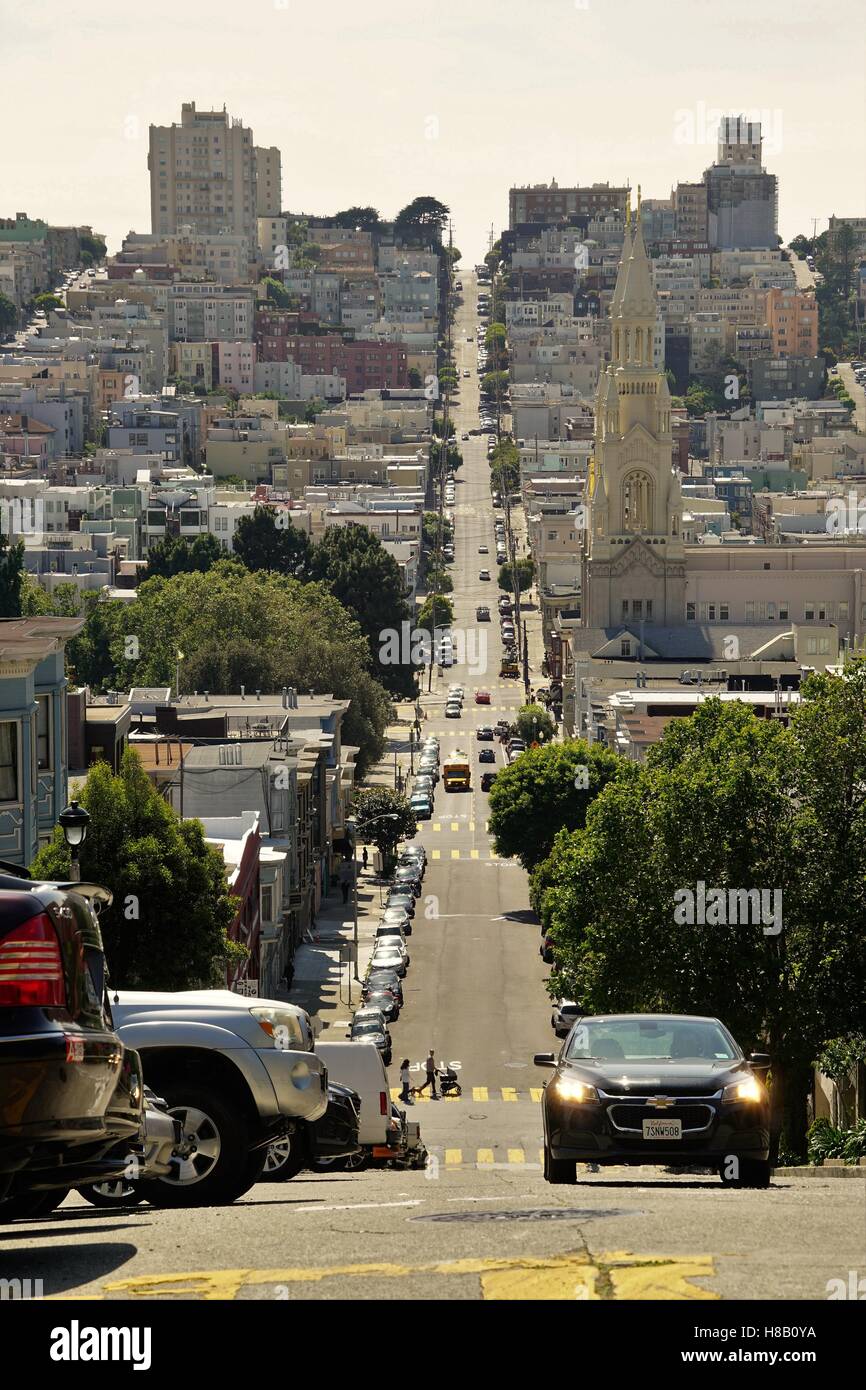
[431,849,441,860]
[477,1149,494,1164]
[472,1086,489,1101]
[507,1148,525,1164]
[469,821,475,831]
[470,849,480,859]
[502,1087,518,1102]
[450,821,459,832]
[451,849,460,860]
[539,1148,544,1166]
[530,1088,544,1102]
[445,1149,462,1165]
[432,823,441,832]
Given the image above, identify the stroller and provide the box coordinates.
[438,1067,462,1098]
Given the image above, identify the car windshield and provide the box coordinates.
[565,1018,738,1063]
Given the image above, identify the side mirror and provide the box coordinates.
[749,1052,771,1070]
[534,1052,557,1068]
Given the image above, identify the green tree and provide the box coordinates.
[34,293,63,312]
[233,505,310,577]
[407,366,422,389]
[79,232,106,263]
[417,593,454,631]
[424,565,453,593]
[489,440,519,494]
[333,207,381,232]
[489,739,624,872]
[499,557,533,593]
[144,533,223,580]
[308,525,415,698]
[30,751,241,989]
[351,786,416,873]
[0,528,24,617]
[0,293,17,334]
[481,370,509,399]
[262,276,292,309]
[394,196,449,246]
[515,703,556,746]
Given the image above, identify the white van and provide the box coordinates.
[315,1040,391,1146]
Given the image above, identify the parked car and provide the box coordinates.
[400,844,427,867]
[385,890,416,916]
[535,1013,771,1187]
[448,685,465,699]
[392,867,422,896]
[360,989,400,1022]
[0,873,146,1220]
[348,1011,392,1065]
[409,794,432,820]
[551,999,581,1037]
[315,1041,402,1166]
[263,1081,362,1181]
[110,990,327,1205]
[369,946,408,977]
[495,719,511,735]
[363,971,404,1006]
[540,934,556,964]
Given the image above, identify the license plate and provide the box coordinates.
[642,1118,682,1140]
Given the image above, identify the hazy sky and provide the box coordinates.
[3,0,864,263]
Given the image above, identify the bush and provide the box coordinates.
[806,1116,866,1164]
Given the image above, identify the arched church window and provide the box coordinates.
[622,470,654,533]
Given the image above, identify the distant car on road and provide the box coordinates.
[479,569,491,580]
[476,726,494,740]
[480,771,498,791]
[478,748,496,764]
[476,605,490,621]
[474,689,491,704]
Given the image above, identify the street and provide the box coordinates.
[4,273,865,1304]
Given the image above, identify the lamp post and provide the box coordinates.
[346,812,399,992]
[59,799,90,883]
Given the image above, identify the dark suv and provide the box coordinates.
[0,869,145,1218]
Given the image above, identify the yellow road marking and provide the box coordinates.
[469,821,475,831]
[477,1149,494,1164]
[445,1149,462,1165]
[431,849,441,860]
[501,1088,518,1102]
[432,823,441,832]
[472,1086,489,1101]
[507,1148,525,1164]
[530,1088,544,1102]
[470,849,480,859]
[450,849,459,860]
[450,821,459,832]
[105,1251,717,1301]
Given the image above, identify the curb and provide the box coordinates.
[774,1162,866,1178]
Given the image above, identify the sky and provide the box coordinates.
[2,0,864,264]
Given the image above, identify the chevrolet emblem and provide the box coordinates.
[647,1096,675,1109]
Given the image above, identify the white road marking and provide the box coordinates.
[292,1200,424,1214]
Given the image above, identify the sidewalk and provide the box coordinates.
[276,867,391,1033]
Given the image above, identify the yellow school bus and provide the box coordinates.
[442,752,471,791]
[500,660,520,678]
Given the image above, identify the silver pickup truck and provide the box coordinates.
[111,989,327,1206]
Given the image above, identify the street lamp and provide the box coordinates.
[59,799,90,883]
[346,812,399,993]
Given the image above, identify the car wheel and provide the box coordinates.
[719,1158,771,1189]
[78,1179,145,1208]
[261,1130,308,1182]
[133,1081,257,1206]
[543,1146,576,1185]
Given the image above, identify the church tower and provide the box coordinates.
[581,190,686,629]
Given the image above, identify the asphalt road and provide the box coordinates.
[4,272,864,1305]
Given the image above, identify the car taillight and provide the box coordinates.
[0,913,65,1007]
[380,1091,389,1115]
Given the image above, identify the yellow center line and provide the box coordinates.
[507,1148,525,1164]
[472,1086,489,1101]
[476,1149,494,1164]
[501,1088,518,1102]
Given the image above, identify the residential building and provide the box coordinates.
[765,287,819,359]
[509,182,629,229]
[149,102,258,254]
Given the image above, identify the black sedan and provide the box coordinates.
[385,890,416,917]
[536,1013,771,1188]
[476,726,495,741]
[363,972,404,1006]
[478,748,496,764]
[361,989,400,1022]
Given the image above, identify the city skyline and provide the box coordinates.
[4,0,864,262]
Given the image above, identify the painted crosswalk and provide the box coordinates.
[430,849,509,861]
[390,1087,545,1103]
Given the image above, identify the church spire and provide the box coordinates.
[612,209,656,327]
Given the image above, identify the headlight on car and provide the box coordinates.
[250,1007,306,1051]
[722,1077,765,1104]
[555,1077,598,1103]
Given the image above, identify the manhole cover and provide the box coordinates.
[413,1208,632,1224]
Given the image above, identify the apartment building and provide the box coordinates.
[765,287,818,358]
[149,102,258,254]
[258,334,407,393]
[168,283,255,342]
[254,146,282,218]
[508,181,629,229]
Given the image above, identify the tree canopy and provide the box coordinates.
[232,505,310,578]
[31,751,241,990]
[351,786,416,872]
[144,533,223,580]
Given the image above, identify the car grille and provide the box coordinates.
[605,1101,717,1134]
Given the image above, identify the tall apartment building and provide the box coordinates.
[674,182,709,242]
[765,287,819,358]
[703,117,778,250]
[509,181,629,229]
[255,146,282,217]
[148,103,257,255]
[828,215,866,258]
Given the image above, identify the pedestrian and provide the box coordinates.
[417,1048,438,1099]
[399,1058,413,1104]
[362,846,369,872]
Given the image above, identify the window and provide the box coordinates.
[745,601,755,622]
[686,602,696,621]
[780,603,789,621]
[36,695,51,770]
[840,601,849,620]
[0,723,18,802]
[261,885,274,922]
[720,603,729,621]
[645,600,653,620]
[620,639,631,657]
[632,600,642,618]
[805,602,815,620]
[622,599,629,620]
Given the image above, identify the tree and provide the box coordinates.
[489,739,624,872]
[499,557,533,593]
[334,207,381,232]
[34,293,63,312]
[417,593,454,631]
[30,751,241,990]
[79,232,106,263]
[394,197,449,245]
[407,367,422,389]
[424,565,453,594]
[422,511,453,549]
[144,533,223,581]
[0,293,17,334]
[233,505,310,577]
[489,440,520,495]
[515,703,556,747]
[481,370,509,399]
[789,234,814,258]
[262,276,292,309]
[182,638,266,696]
[0,528,24,617]
[308,525,415,698]
[351,786,416,873]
